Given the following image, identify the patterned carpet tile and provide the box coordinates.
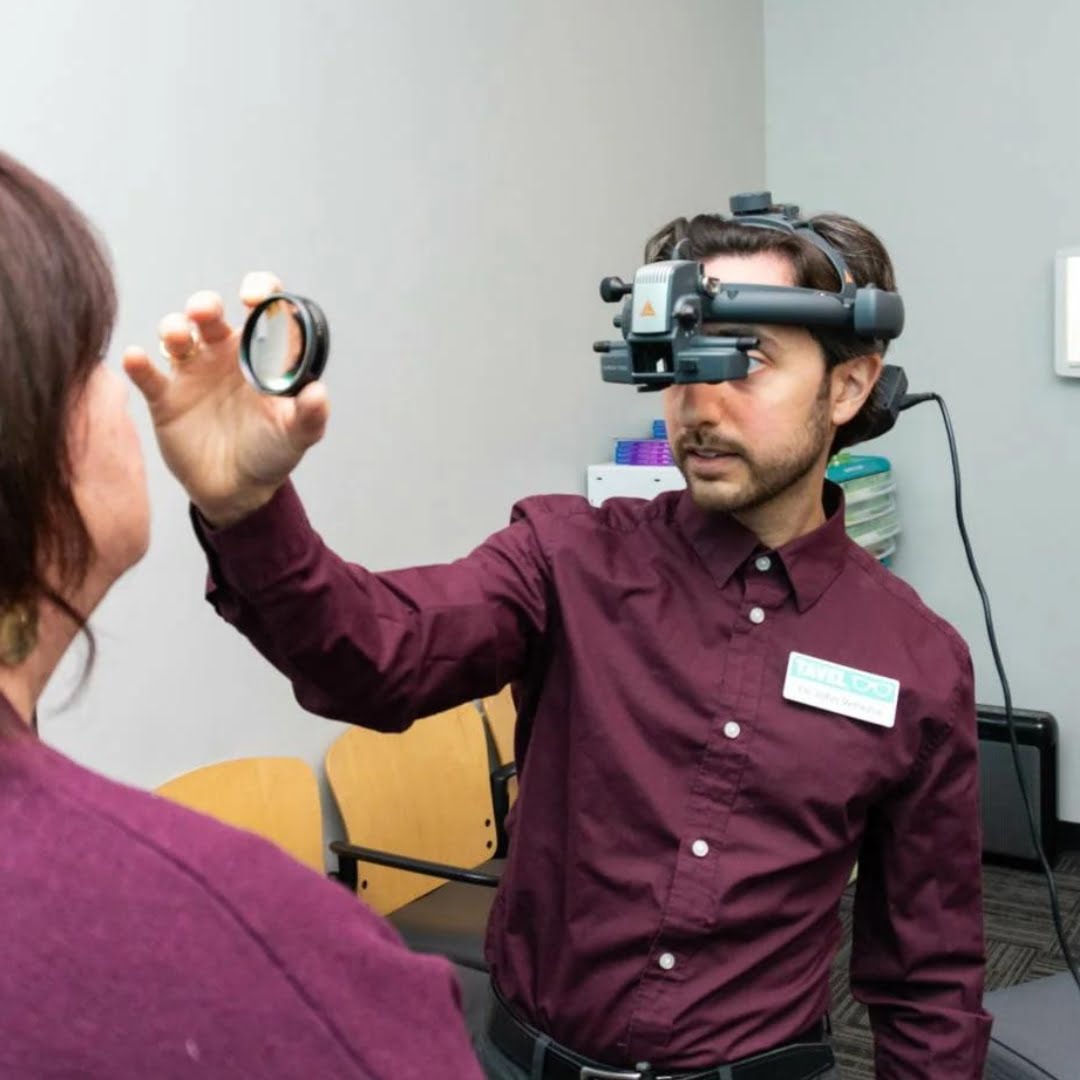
[983,940,1038,989]
[832,1034,875,1080]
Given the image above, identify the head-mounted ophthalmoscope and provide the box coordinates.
[593,192,908,431]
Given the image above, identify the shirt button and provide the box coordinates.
[691,839,710,857]
[724,721,741,740]
[658,952,676,971]
[755,555,772,572]
[748,606,765,625]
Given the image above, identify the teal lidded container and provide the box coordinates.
[826,452,899,568]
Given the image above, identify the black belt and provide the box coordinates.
[487,990,835,1080]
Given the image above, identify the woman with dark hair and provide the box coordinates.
[0,151,481,1079]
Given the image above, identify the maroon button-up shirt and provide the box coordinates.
[198,480,992,1077]
[0,702,482,1079]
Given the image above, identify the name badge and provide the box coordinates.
[783,651,899,728]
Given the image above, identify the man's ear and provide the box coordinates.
[830,353,883,428]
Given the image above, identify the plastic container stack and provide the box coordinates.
[613,439,674,465]
[826,452,900,567]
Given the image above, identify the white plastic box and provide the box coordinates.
[586,464,685,508]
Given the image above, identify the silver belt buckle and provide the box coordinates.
[579,1068,644,1080]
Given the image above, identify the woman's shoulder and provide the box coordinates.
[1,734,419,962]
[0,736,481,1079]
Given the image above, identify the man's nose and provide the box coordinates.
[674,381,732,428]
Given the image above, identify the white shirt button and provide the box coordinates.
[755,555,772,572]
[724,721,741,740]
[691,839,710,857]
[658,952,676,971]
[749,606,765,625]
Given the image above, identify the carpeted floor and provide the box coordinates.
[828,850,1080,1078]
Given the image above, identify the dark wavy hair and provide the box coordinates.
[643,210,896,454]
[0,151,116,696]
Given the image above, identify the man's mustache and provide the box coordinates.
[675,433,747,458]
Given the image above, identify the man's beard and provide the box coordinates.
[674,388,832,515]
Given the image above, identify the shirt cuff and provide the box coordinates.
[190,481,319,595]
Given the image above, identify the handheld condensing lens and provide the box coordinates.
[239,293,329,396]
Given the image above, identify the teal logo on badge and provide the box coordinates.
[783,652,900,728]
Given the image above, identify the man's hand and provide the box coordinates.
[123,271,330,528]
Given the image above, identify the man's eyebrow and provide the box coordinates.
[700,323,781,349]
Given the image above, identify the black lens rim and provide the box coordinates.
[239,292,329,396]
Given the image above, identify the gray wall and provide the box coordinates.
[3,2,764,832]
[765,0,1080,822]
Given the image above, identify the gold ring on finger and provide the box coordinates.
[159,334,199,363]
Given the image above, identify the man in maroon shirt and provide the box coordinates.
[127,203,992,1079]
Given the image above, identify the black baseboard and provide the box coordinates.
[1059,820,1080,852]
[984,851,1055,873]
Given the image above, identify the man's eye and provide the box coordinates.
[746,356,765,375]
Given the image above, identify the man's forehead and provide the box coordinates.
[700,250,796,288]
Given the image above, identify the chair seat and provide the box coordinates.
[984,972,1078,1079]
[388,858,504,970]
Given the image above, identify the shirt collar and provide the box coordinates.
[674,481,850,612]
[775,482,850,612]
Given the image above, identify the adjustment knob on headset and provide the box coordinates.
[600,276,633,302]
[729,191,773,215]
[675,299,701,330]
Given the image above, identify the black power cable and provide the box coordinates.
[900,392,1080,994]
